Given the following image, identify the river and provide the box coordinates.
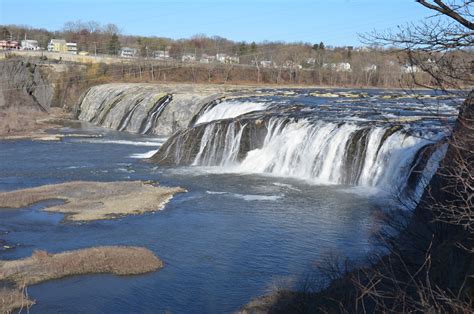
[0,88,458,313]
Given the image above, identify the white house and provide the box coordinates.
[259,60,274,68]
[121,47,137,58]
[154,50,171,60]
[306,58,316,65]
[200,54,216,63]
[323,62,352,72]
[226,56,240,64]
[216,53,227,63]
[181,53,196,62]
[282,60,302,69]
[66,42,78,54]
[401,64,421,74]
[21,39,39,50]
[363,64,377,72]
[216,53,239,64]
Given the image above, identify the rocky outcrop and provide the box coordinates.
[77,83,222,136]
[0,58,85,112]
[151,116,269,165]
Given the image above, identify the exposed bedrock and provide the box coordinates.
[77,83,223,136]
[0,59,85,112]
[151,116,269,166]
[0,60,55,111]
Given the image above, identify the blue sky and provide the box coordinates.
[0,0,434,46]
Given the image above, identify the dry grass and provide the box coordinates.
[0,287,34,313]
[0,181,186,221]
[0,106,73,140]
[0,106,45,135]
[0,246,163,287]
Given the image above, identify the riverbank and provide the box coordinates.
[0,106,74,141]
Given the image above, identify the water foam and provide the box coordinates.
[187,117,439,198]
[206,191,283,201]
[195,101,270,125]
[76,139,166,147]
[129,149,160,159]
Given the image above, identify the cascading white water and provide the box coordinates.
[189,117,439,195]
[195,100,270,125]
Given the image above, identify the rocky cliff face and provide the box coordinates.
[0,59,81,111]
[77,83,222,136]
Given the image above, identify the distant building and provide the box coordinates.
[363,64,377,72]
[120,47,137,58]
[153,50,171,60]
[323,62,352,72]
[216,53,227,63]
[216,53,239,64]
[259,60,274,68]
[401,64,421,74]
[200,54,216,63]
[21,39,40,50]
[0,40,20,50]
[66,42,78,54]
[283,60,302,69]
[355,46,371,52]
[48,39,67,53]
[181,53,196,62]
[226,56,240,64]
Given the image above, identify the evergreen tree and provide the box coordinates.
[250,41,257,53]
[318,41,325,50]
[107,33,121,55]
[1,27,11,40]
[238,42,248,56]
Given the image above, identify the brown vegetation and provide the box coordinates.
[0,288,34,313]
[0,105,74,141]
[0,246,163,286]
[0,246,162,312]
[0,106,46,135]
[0,181,186,221]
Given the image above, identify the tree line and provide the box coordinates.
[2,20,472,88]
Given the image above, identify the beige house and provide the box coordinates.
[47,39,67,53]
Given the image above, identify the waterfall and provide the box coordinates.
[153,116,445,198]
[194,100,270,125]
[139,95,172,134]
